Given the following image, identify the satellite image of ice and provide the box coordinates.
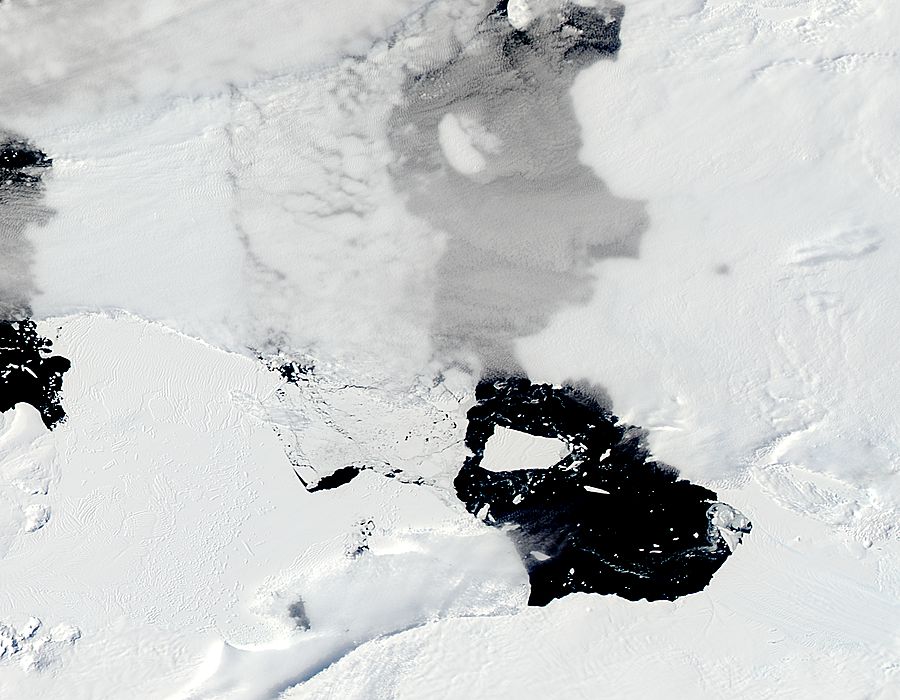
[1,0,898,698]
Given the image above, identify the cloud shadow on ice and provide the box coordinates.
[1,136,54,320]
[385,2,752,607]
[388,1,647,374]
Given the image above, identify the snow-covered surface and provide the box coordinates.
[0,616,80,673]
[0,0,424,130]
[0,403,57,557]
[519,0,900,510]
[0,314,525,698]
[0,0,899,697]
[481,425,570,471]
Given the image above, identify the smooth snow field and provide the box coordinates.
[1,1,899,699]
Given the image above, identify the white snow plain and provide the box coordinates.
[0,314,526,698]
[1,0,899,698]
